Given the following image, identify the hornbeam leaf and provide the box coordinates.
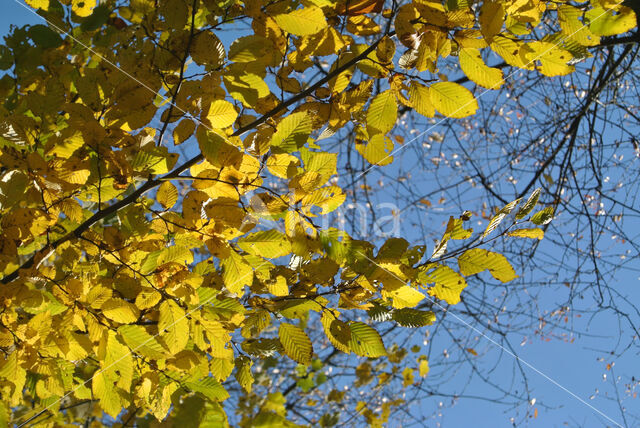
[430,82,478,118]
[274,6,328,36]
[392,308,436,327]
[479,0,504,42]
[586,6,636,36]
[321,313,351,353]
[270,112,312,153]
[279,322,313,365]
[530,206,555,225]
[366,90,398,135]
[206,100,238,129]
[25,0,49,9]
[459,48,504,89]
[483,198,521,238]
[355,133,394,166]
[157,181,178,209]
[419,264,468,305]
[234,356,254,393]
[221,251,253,294]
[186,377,230,401]
[158,300,189,354]
[101,298,140,324]
[507,228,544,239]
[458,248,517,283]
[348,322,387,357]
[516,188,541,219]
[237,230,291,259]
[118,325,167,360]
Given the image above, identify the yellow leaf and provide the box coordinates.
[459,48,504,89]
[419,359,430,377]
[267,153,300,178]
[507,228,544,239]
[458,248,518,283]
[206,100,238,129]
[348,322,387,357]
[321,312,351,353]
[382,285,425,309]
[119,325,167,360]
[158,300,189,354]
[237,230,292,259]
[279,323,313,365]
[173,118,195,145]
[420,264,468,305]
[191,31,225,67]
[366,90,398,135]
[409,82,435,118]
[529,42,574,77]
[72,0,95,17]
[157,181,178,209]
[235,356,254,393]
[558,5,600,46]
[430,82,478,118]
[92,371,122,417]
[355,133,394,166]
[25,0,49,9]
[490,37,534,69]
[221,251,253,295]
[479,0,504,42]
[270,112,312,153]
[586,6,636,36]
[266,275,289,297]
[101,298,140,324]
[274,6,328,36]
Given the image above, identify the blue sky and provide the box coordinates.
[2,1,639,427]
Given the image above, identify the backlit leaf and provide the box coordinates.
[430,82,478,118]
[274,6,328,36]
[279,322,313,365]
[158,300,189,354]
[348,322,387,357]
[458,248,517,283]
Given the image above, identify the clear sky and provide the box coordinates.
[1,1,638,427]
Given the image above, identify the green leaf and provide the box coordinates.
[158,300,189,354]
[392,308,436,327]
[458,248,517,283]
[274,6,328,36]
[366,90,398,135]
[348,322,387,358]
[279,322,313,365]
[270,112,312,153]
[430,82,478,118]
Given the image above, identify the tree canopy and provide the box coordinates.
[0,0,638,426]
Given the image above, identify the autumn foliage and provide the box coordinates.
[0,0,635,425]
